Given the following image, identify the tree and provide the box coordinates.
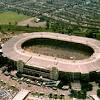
[86,32,96,38]
[0,26,1,30]
[16,72,22,78]
[9,22,11,25]
[81,82,93,91]
[89,71,97,82]
[54,94,57,99]
[70,89,86,99]
[85,28,98,38]
[46,20,50,29]
[80,74,90,82]
[26,24,30,28]
[97,89,100,98]
[15,21,18,25]
[60,94,64,99]
[77,90,86,99]
[67,25,73,35]
[49,93,53,98]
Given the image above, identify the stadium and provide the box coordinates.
[2,32,100,81]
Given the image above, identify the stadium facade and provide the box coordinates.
[2,32,100,81]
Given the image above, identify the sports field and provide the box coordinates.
[23,38,93,60]
[0,12,30,25]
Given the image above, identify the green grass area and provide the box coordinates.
[0,25,52,33]
[0,11,30,25]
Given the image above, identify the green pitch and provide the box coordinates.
[0,11,30,25]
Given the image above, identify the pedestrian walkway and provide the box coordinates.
[12,89,30,100]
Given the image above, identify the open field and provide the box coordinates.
[0,11,46,27]
[23,38,93,60]
[0,12,30,25]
